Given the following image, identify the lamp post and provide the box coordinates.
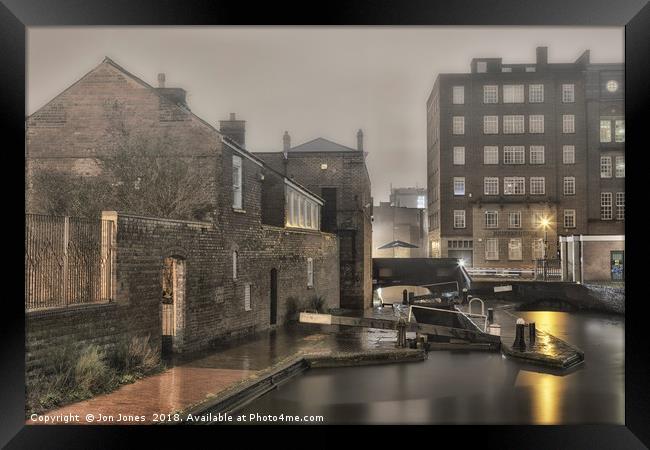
[540,217,550,281]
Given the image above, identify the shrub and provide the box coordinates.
[107,335,160,377]
[306,295,327,313]
[74,345,115,396]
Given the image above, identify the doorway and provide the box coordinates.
[161,256,186,356]
[270,268,278,325]
[321,188,337,233]
[610,251,624,281]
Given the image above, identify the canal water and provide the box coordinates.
[238,311,624,424]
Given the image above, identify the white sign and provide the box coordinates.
[494,285,513,293]
[299,312,332,325]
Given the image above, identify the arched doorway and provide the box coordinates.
[270,268,278,326]
[161,256,186,356]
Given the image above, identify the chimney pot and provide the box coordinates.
[357,129,364,152]
[157,73,166,88]
[536,47,548,66]
[283,131,291,152]
[219,113,246,147]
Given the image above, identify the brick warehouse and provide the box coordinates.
[427,47,624,275]
[253,132,373,310]
[25,57,341,372]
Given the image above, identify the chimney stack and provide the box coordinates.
[157,73,166,88]
[536,47,548,67]
[219,113,246,147]
[283,131,291,153]
[357,129,364,152]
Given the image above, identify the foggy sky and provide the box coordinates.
[27,27,623,202]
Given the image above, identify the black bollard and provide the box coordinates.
[529,322,536,345]
[513,319,526,352]
[487,308,494,324]
[402,289,408,305]
[462,288,468,304]
[409,292,415,304]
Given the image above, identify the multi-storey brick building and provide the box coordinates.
[254,133,372,310]
[427,47,624,274]
[25,57,340,364]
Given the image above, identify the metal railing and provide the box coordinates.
[534,259,562,281]
[408,304,488,332]
[25,214,114,310]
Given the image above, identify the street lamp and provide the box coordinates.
[539,216,551,280]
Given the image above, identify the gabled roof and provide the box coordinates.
[288,137,359,153]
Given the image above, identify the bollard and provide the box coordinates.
[462,288,468,304]
[402,289,408,305]
[487,308,494,324]
[513,318,526,351]
[408,292,415,304]
[529,322,536,345]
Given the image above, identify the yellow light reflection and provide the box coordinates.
[515,370,564,424]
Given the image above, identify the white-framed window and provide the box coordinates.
[562,114,575,133]
[562,84,575,103]
[563,177,576,195]
[483,115,499,134]
[417,195,426,209]
[504,177,525,195]
[286,185,320,230]
[530,177,545,195]
[615,156,625,177]
[453,177,465,196]
[477,61,487,73]
[508,238,523,260]
[615,120,625,142]
[563,145,575,164]
[483,85,498,103]
[504,146,525,164]
[244,283,252,311]
[484,146,499,164]
[529,115,545,133]
[600,156,612,178]
[532,239,545,260]
[503,85,525,103]
[452,86,465,104]
[307,257,314,287]
[485,210,498,229]
[232,155,243,209]
[563,210,576,228]
[531,210,547,228]
[484,177,499,195]
[600,119,611,142]
[525,67,536,73]
[453,210,466,228]
[232,251,238,280]
[606,80,619,92]
[485,238,499,260]
[452,116,465,135]
[501,67,512,73]
[529,146,545,164]
[616,192,625,221]
[529,84,544,103]
[503,115,525,134]
[453,146,465,165]
[508,211,521,229]
[601,192,613,220]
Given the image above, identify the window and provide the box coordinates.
[453,210,466,228]
[417,195,426,209]
[483,85,498,103]
[529,146,545,164]
[564,210,576,228]
[452,86,465,104]
[485,211,498,228]
[600,120,612,142]
[532,239,545,260]
[615,120,625,142]
[606,80,619,92]
[307,258,314,287]
[525,67,536,73]
[232,251,238,280]
[508,211,521,229]
[562,84,575,103]
[501,67,512,73]
[485,239,499,260]
[477,61,487,73]
[563,177,576,195]
[600,156,612,178]
[504,146,525,164]
[508,239,523,260]
[452,116,465,135]
[530,177,545,195]
[483,115,499,134]
[484,146,499,164]
[244,283,251,311]
[601,118,625,143]
[562,115,575,133]
[616,192,625,221]
[529,115,545,133]
[503,85,524,103]
[504,177,525,195]
[563,145,575,164]
[453,177,465,196]
[453,146,465,165]
[503,115,525,134]
[286,185,321,230]
[484,177,499,195]
[615,156,625,178]
[232,155,243,209]
[529,84,544,103]
[601,192,613,220]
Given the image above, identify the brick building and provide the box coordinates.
[427,47,624,273]
[254,133,372,310]
[25,57,340,367]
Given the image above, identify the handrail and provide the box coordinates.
[408,304,488,333]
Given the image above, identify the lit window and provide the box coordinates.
[232,155,243,209]
[307,258,314,287]
[503,85,524,103]
[452,86,465,104]
[525,67,536,73]
[563,177,576,195]
[453,177,465,196]
[453,210,466,228]
[501,67,512,73]
[503,115,525,134]
[453,146,465,165]
[477,61,487,73]
[600,156,612,178]
[615,156,625,178]
[508,211,521,229]
[563,145,575,164]
[562,84,575,103]
[616,192,625,220]
[452,116,465,135]
[600,120,612,142]
[606,80,619,92]
[484,177,499,195]
[529,84,544,103]
[530,177,545,195]
[601,192,613,220]
[529,115,545,134]
[564,210,576,228]
[320,163,328,170]
[529,146,545,164]
[485,211,498,229]
[483,116,499,134]
[484,146,499,165]
[485,239,499,260]
[285,185,321,230]
[615,120,625,142]
[244,283,251,311]
[483,85,498,103]
[562,115,575,133]
[504,177,525,195]
[508,239,523,260]
[417,195,426,209]
[504,146,525,164]
[232,251,238,280]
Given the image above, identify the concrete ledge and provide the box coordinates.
[305,349,426,368]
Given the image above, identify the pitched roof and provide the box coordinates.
[288,137,359,153]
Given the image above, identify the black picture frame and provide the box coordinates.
[2,0,648,447]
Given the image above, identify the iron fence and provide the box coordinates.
[25,214,114,310]
[534,259,562,281]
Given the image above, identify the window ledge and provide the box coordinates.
[233,208,246,214]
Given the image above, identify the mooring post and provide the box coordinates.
[462,287,468,304]
[513,318,526,352]
[402,289,408,305]
[396,318,407,348]
[529,322,536,345]
[487,308,494,324]
[408,292,415,304]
